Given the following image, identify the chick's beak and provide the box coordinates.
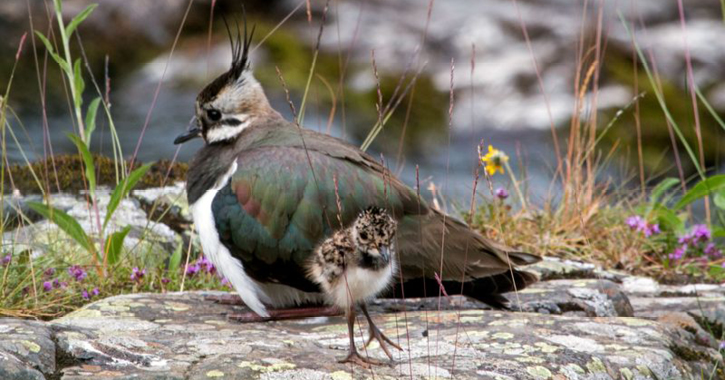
[173,126,201,145]
[379,246,392,263]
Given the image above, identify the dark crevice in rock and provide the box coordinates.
[47,330,80,380]
[690,312,724,343]
[183,354,207,380]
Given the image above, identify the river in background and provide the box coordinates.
[2,0,724,204]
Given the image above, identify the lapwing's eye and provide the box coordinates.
[207,109,222,122]
[359,232,369,241]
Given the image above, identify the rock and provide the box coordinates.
[514,279,634,317]
[3,189,180,257]
[42,291,721,379]
[0,318,55,379]
[132,182,191,233]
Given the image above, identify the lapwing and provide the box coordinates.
[173,14,540,320]
[307,207,401,366]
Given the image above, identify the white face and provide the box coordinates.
[196,72,261,144]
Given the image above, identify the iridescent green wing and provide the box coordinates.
[211,144,419,289]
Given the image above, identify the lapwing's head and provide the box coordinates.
[351,207,397,263]
[174,13,271,146]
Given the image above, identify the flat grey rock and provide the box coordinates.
[43,291,721,379]
[0,318,55,379]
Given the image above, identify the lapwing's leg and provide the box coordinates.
[361,303,402,360]
[339,305,384,367]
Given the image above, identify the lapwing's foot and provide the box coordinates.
[338,349,386,368]
[227,306,342,323]
[364,321,402,360]
[205,293,244,305]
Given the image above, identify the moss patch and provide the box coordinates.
[3,154,187,195]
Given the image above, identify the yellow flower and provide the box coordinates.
[481,145,509,176]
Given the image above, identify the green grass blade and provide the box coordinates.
[26,202,95,255]
[618,12,704,178]
[168,241,183,273]
[65,4,98,39]
[104,225,131,266]
[84,97,101,144]
[103,163,152,232]
[650,177,679,206]
[67,133,96,197]
[674,174,725,210]
[33,31,70,74]
[695,86,725,132]
[73,59,85,108]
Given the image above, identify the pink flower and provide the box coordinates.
[669,245,687,261]
[692,224,711,243]
[197,256,216,274]
[495,188,509,200]
[161,277,171,284]
[81,289,90,299]
[626,216,646,231]
[42,281,53,292]
[704,243,722,259]
[185,263,200,277]
[44,268,56,277]
[91,288,100,297]
[68,265,87,282]
[644,224,660,237]
[1,254,11,266]
[130,267,146,282]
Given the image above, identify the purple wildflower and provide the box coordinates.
[81,289,90,300]
[42,281,53,292]
[220,277,232,289]
[704,243,722,259]
[692,224,711,243]
[669,245,687,261]
[1,254,11,266]
[59,281,68,289]
[185,263,200,277]
[68,265,87,282]
[130,267,146,282]
[44,268,56,277]
[644,224,661,237]
[52,279,60,289]
[91,288,100,297]
[626,216,646,231]
[161,277,171,284]
[495,188,509,200]
[197,256,216,274]
[719,341,725,350]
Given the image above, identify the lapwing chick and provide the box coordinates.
[307,207,402,367]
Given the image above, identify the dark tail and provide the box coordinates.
[382,269,538,310]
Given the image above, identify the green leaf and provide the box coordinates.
[168,241,183,273]
[650,204,685,233]
[84,97,101,144]
[73,59,85,107]
[67,133,96,197]
[650,178,679,205]
[26,202,95,255]
[714,191,725,211]
[673,175,725,210]
[65,4,98,38]
[103,163,153,232]
[34,31,70,74]
[104,226,131,266]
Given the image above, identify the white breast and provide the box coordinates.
[189,161,270,317]
[329,256,396,309]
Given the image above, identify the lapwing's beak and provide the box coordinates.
[174,126,201,145]
[380,246,392,263]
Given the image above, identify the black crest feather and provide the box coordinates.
[197,6,256,104]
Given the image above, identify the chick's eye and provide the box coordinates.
[206,109,222,122]
[359,232,369,241]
